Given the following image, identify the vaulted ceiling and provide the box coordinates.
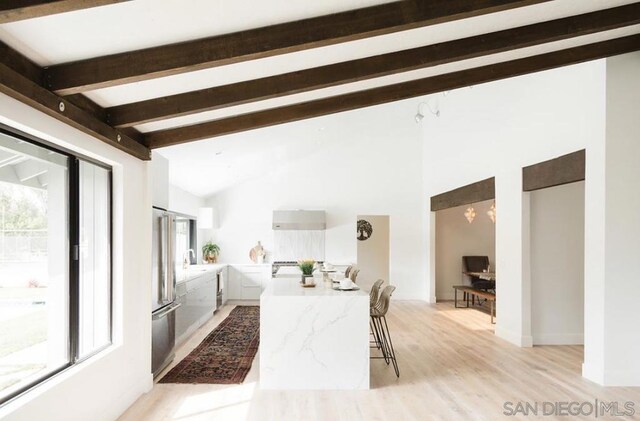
[0,0,639,161]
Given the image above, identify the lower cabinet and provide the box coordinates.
[228,265,271,300]
[175,271,217,346]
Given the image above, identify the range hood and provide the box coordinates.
[272,210,326,230]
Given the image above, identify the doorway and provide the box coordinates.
[530,181,585,345]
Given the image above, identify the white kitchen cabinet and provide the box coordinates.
[228,265,271,300]
[151,151,169,209]
[221,266,229,305]
[175,270,217,346]
[227,267,242,300]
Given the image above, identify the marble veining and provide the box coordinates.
[260,279,369,390]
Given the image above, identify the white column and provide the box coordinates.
[427,211,437,303]
[583,52,640,386]
[494,170,532,347]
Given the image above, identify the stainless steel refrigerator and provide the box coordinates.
[151,207,181,377]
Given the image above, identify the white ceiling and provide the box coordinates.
[0,0,638,196]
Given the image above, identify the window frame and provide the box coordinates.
[0,124,114,406]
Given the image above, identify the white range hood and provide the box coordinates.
[272,210,326,230]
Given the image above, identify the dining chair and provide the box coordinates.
[370,285,399,377]
[349,268,360,283]
[344,265,353,278]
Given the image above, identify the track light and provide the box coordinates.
[414,99,440,123]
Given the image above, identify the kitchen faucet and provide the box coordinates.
[183,249,195,269]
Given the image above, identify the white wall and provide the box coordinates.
[206,100,425,299]
[583,52,640,386]
[357,215,390,291]
[422,60,606,346]
[0,93,152,421]
[435,199,495,300]
[530,181,584,345]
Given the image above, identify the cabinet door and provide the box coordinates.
[241,286,262,300]
[241,272,263,288]
[227,267,242,300]
[221,268,228,305]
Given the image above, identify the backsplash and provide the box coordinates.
[273,230,325,262]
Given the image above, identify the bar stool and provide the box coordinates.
[370,285,399,377]
[344,265,353,278]
[369,279,384,307]
[369,279,385,349]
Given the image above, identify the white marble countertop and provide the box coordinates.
[176,264,225,284]
[261,277,370,390]
[263,278,367,297]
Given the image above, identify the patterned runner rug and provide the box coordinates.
[159,306,259,384]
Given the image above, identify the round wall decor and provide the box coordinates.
[357,219,373,241]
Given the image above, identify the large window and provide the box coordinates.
[175,216,196,266]
[0,128,112,405]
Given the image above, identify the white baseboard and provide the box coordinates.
[533,333,584,345]
[110,375,153,420]
[495,326,533,348]
[582,362,604,385]
[583,363,640,386]
[603,369,640,386]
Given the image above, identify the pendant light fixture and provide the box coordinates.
[464,206,476,224]
[487,202,496,223]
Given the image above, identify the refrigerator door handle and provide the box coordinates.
[152,302,182,320]
[166,214,176,302]
[160,213,169,302]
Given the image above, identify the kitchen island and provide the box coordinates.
[260,278,369,390]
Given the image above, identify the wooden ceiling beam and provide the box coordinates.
[144,34,640,149]
[0,62,150,160]
[0,40,43,84]
[45,0,549,95]
[0,42,148,159]
[0,1,131,24]
[108,4,640,128]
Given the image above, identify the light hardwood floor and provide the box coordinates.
[119,301,640,421]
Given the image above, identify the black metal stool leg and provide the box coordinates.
[374,316,391,364]
[382,316,400,377]
[370,318,382,349]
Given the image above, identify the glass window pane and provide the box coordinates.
[0,133,69,401]
[78,161,111,358]
[175,218,190,267]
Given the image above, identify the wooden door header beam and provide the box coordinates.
[144,34,640,149]
[45,0,549,95]
[523,150,585,192]
[431,178,495,212]
[107,3,640,128]
[0,0,131,24]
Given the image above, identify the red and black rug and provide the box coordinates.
[159,306,260,384]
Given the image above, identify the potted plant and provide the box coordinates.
[202,241,220,263]
[297,259,315,284]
